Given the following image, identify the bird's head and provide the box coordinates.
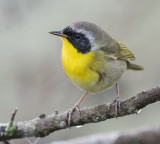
[49,21,110,54]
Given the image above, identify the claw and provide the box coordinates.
[110,96,121,116]
[66,105,81,127]
[110,83,121,116]
[66,91,88,127]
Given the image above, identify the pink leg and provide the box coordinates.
[116,83,121,107]
[116,83,119,97]
[67,91,88,126]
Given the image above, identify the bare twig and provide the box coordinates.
[0,85,160,141]
[50,126,160,144]
[10,108,18,122]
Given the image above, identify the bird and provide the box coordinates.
[49,21,143,126]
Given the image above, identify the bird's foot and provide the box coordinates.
[66,105,81,127]
[110,96,121,116]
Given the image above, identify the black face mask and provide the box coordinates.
[63,27,91,54]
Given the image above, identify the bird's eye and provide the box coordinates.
[75,34,80,39]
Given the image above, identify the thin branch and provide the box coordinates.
[10,108,18,122]
[51,126,160,144]
[0,85,160,141]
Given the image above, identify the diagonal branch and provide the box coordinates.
[0,85,160,141]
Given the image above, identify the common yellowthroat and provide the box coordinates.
[49,21,143,126]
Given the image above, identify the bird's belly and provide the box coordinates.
[61,57,126,93]
[62,65,99,91]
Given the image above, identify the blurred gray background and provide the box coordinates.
[0,0,160,143]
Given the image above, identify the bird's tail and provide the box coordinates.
[127,61,144,70]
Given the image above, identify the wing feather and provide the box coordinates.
[100,40,135,61]
[116,41,135,60]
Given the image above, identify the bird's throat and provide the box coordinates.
[60,37,98,88]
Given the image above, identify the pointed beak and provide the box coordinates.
[49,31,68,38]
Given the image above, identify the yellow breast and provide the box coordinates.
[60,37,98,90]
